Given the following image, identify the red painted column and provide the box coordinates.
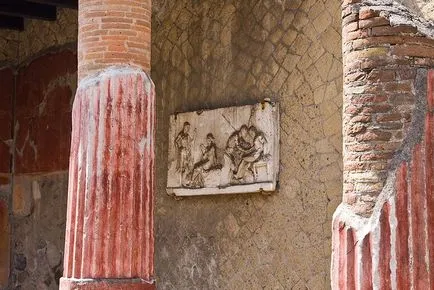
[60,0,155,289]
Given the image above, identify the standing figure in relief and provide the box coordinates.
[175,122,196,186]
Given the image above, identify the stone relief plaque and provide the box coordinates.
[166,101,279,196]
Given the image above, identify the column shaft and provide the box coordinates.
[61,0,155,289]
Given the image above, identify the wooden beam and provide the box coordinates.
[0,15,24,31]
[26,0,78,10]
[0,3,57,21]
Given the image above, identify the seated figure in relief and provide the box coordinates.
[234,133,267,180]
[189,133,222,188]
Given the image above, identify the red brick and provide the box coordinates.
[358,17,389,29]
[360,58,398,70]
[361,104,392,114]
[343,21,359,34]
[353,36,434,49]
[342,6,352,18]
[345,104,362,115]
[376,113,403,122]
[344,29,370,41]
[350,115,372,123]
[347,123,367,136]
[392,94,415,105]
[356,129,392,142]
[396,69,416,80]
[384,82,412,92]
[343,191,357,204]
[378,122,403,130]
[391,45,434,58]
[359,8,379,20]
[343,13,358,26]
[350,95,388,104]
[367,70,395,82]
[414,58,434,67]
[371,25,418,36]
[346,143,374,152]
[101,17,133,23]
[359,152,393,161]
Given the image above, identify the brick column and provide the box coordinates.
[332,0,434,289]
[60,0,155,289]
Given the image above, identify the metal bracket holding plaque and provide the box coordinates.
[166,101,279,196]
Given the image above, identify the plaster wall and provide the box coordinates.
[152,0,343,288]
[0,9,77,288]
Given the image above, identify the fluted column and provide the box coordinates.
[60,0,155,289]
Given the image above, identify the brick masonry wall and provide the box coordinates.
[332,0,434,288]
[342,0,434,216]
[77,0,151,81]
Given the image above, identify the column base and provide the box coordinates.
[60,278,155,290]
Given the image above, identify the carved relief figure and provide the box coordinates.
[234,133,266,180]
[175,122,196,186]
[167,102,279,195]
[224,125,269,183]
[188,133,222,188]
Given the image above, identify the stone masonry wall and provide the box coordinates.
[152,0,343,288]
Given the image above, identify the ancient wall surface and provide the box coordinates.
[0,31,18,65]
[0,0,430,289]
[17,8,77,65]
[0,8,77,66]
[0,6,78,290]
[0,50,77,290]
[152,0,343,288]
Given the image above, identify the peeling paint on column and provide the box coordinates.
[61,67,155,289]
